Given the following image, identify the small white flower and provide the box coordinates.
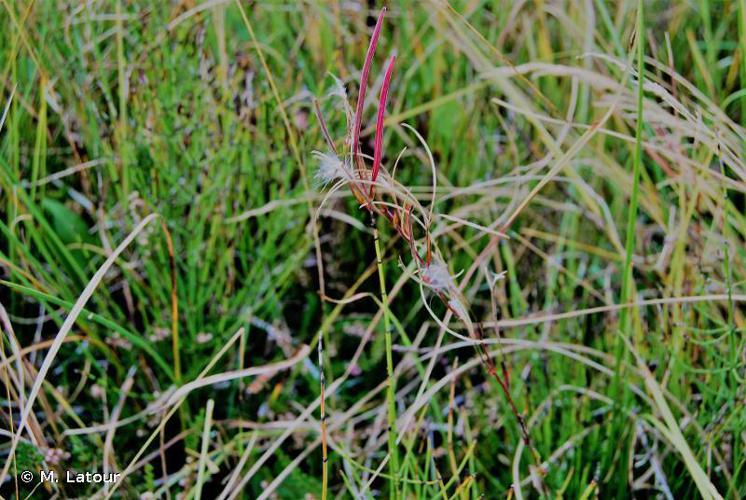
[421,259,454,292]
[312,151,350,187]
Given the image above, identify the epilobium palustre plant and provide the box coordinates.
[312,6,545,497]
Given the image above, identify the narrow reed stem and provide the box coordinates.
[319,336,329,500]
[609,0,645,477]
[159,218,189,438]
[619,0,645,343]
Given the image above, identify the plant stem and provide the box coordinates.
[619,0,645,343]
[373,215,399,499]
[195,398,214,500]
[319,337,329,500]
[609,0,645,484]
[739,0,746,125]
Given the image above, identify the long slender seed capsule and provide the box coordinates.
[370,54,396,197]
[352,7,386,165]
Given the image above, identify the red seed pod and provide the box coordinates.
[370,54,396,197]
[352,7,386,165]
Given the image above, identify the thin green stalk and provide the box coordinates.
[373,217,400,499]
[618,0,645,355]
[30,76,46,200]
[610,0,645,484]
[116,0,129,199]
[593,0,624,57]
[739,0,746,124]
[319,336,329,500]
[715,143,736,360]
[716,141,740,499]
[700,0,718,94]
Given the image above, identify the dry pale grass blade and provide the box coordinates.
[195,398,215,500]
[224,192,326,223]
[318,207,371,232]
[486,294,746,329]
[103,366,135,495]
[0,212,160,485]
[0,300,26,500]
[61,409,149,437]
[164,344,310,406]
[215,432,258,500]
[634,423,674,499]
[0,84,16,132]
[435,173,542,204]
[322,292,375,305]
[0,302,28,408]
[23,158,108,187]
[437,213,509,239]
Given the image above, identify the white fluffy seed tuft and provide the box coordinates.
[421,260,453,292]
[312,151,350,187]
[327,74,348,100]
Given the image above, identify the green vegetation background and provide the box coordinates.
[1,1,745,498]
